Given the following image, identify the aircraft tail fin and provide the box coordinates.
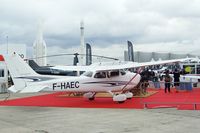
[4,53,39,92]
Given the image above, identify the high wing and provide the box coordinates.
[90,58,187,72]
[51,65,91,72]
[30,57,188,73]
[52,59,187,72]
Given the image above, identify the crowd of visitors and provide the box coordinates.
[139,67,184,93]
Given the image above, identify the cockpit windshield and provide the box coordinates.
[120,69,126,75]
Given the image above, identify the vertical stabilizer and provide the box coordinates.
[4,53,39,92]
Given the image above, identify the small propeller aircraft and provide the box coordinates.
[3,53,186,103]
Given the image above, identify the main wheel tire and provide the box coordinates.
[89,97,95,101]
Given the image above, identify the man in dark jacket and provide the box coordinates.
[173,69,180,92]
[164,70,172,93]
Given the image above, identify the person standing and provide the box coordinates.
[164,70,172,93]
[173,69,180,92]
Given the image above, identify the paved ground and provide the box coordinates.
[0,92,51,100]
[0,106,200,133]
[0,93,200,133]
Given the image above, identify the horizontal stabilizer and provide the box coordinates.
[8,85,19,93]
[20,85,50,93]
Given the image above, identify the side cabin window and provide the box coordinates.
[108,70,119,78]
[111,71,119,77]
[94,72,106,78]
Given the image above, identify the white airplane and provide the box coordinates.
[4,53,186,103]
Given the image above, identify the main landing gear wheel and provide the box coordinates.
[83,92,96,101]
[89,97,95,101]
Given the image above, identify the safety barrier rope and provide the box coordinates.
[143,102,200,110]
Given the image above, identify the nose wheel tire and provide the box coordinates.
[118,101,125,104]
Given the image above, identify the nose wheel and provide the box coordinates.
[118,101,125,104]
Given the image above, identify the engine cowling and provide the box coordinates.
[113,94,127,102]
[125,92,133,99]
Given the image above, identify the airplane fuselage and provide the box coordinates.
[23,71,141,93]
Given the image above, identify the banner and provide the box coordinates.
[86,43,92,65]
[127,41,134,62]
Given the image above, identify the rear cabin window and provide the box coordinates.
[110,71,119,77]
[94,72,106,78]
